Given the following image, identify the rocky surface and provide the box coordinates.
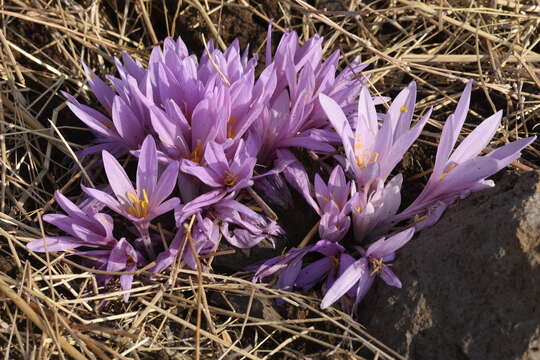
[359,170,540,360]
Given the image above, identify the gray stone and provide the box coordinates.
[359,170,540,360]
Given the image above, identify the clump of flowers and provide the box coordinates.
[29,26,536,310]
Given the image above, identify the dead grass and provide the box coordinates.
[0,0,538,358]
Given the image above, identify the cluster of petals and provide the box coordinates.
[29,26,536,310]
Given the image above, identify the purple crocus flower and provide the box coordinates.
[390,81,537,227]
[214,199,283,248]
[180,139,257,194]
[82,136,179,257]
[27,191,116,252]
[319,82,431,191]
[294,241,351,293]
[78,238,145,302]
[320,228,414,309]
[277,151,352,242]
[349,173,403,242]
[252,240,343,292]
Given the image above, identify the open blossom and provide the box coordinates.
[181,139,257,194]
[252,240,344,292]
[349,173,403,242]
[390,81,537,227]
[78,238,145,302]
[319,82,431,191]
[82,136,179,256]
[214,199,283,249]
[320,228,415,309]
[27,191,116,252]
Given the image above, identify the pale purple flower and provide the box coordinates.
[214,199,282,249]
[27,191,116,252]
[181,139,257,194]
[319,82,431,191]
[349,173,403,242]
[294,241,351,293]
[78,238,145,302]
[277,151,352,242]
[320,228,414,309]
[252,240,343,292]
[82,136,179,256]
[391,81,537,226]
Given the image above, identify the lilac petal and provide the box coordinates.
[379,266,402,288]
[102,150,135,204]
[64,95,115,138]
[204,141,229,174]
[320,257,369,309]
[433,81,472,176]
[314,174,330,209]
[277,150,319,214]
[111,96,144,147]
[328,165,348,207]
[449,110,502,164]
[137,136,158,195]
[486,136,536,162]
[295,257,333,291]
[153,229,184,273]
[27,236,84,252]
[353,265,375,305]
[54,191,86,219]
[42,214,77,236]
[277,136,335,153]
[413,201,448,232]
[355,86,378,146]
[310,240,345,257]
[83,63,114,112]
[81,185,123,215]
[382,108,431,179]
[223,228,263,249]
[276,258,303,291]
[106,238,129,273]
[318,94,355,159]
[120,264,136,302]
[178,190,226,224]
[436,156,501,196]
[180,161,223,187]
[153,197,180,218]
[152,160,180,205]
[367,228,415,258]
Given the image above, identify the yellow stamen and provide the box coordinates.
[400,105,408,113]
[227,117,237,139]
[356,151,380,169]
[356,206,363,214]
[370,257,385,276]
[331,256,339,268]
[100,120,114,129]
[224,170,238,187]
[413,215,427,224]
[439,162,458,180]
[322,196,330,203]
[127,189,150,218]
[190,140,203,163]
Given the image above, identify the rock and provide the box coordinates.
[358,170,540,360]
